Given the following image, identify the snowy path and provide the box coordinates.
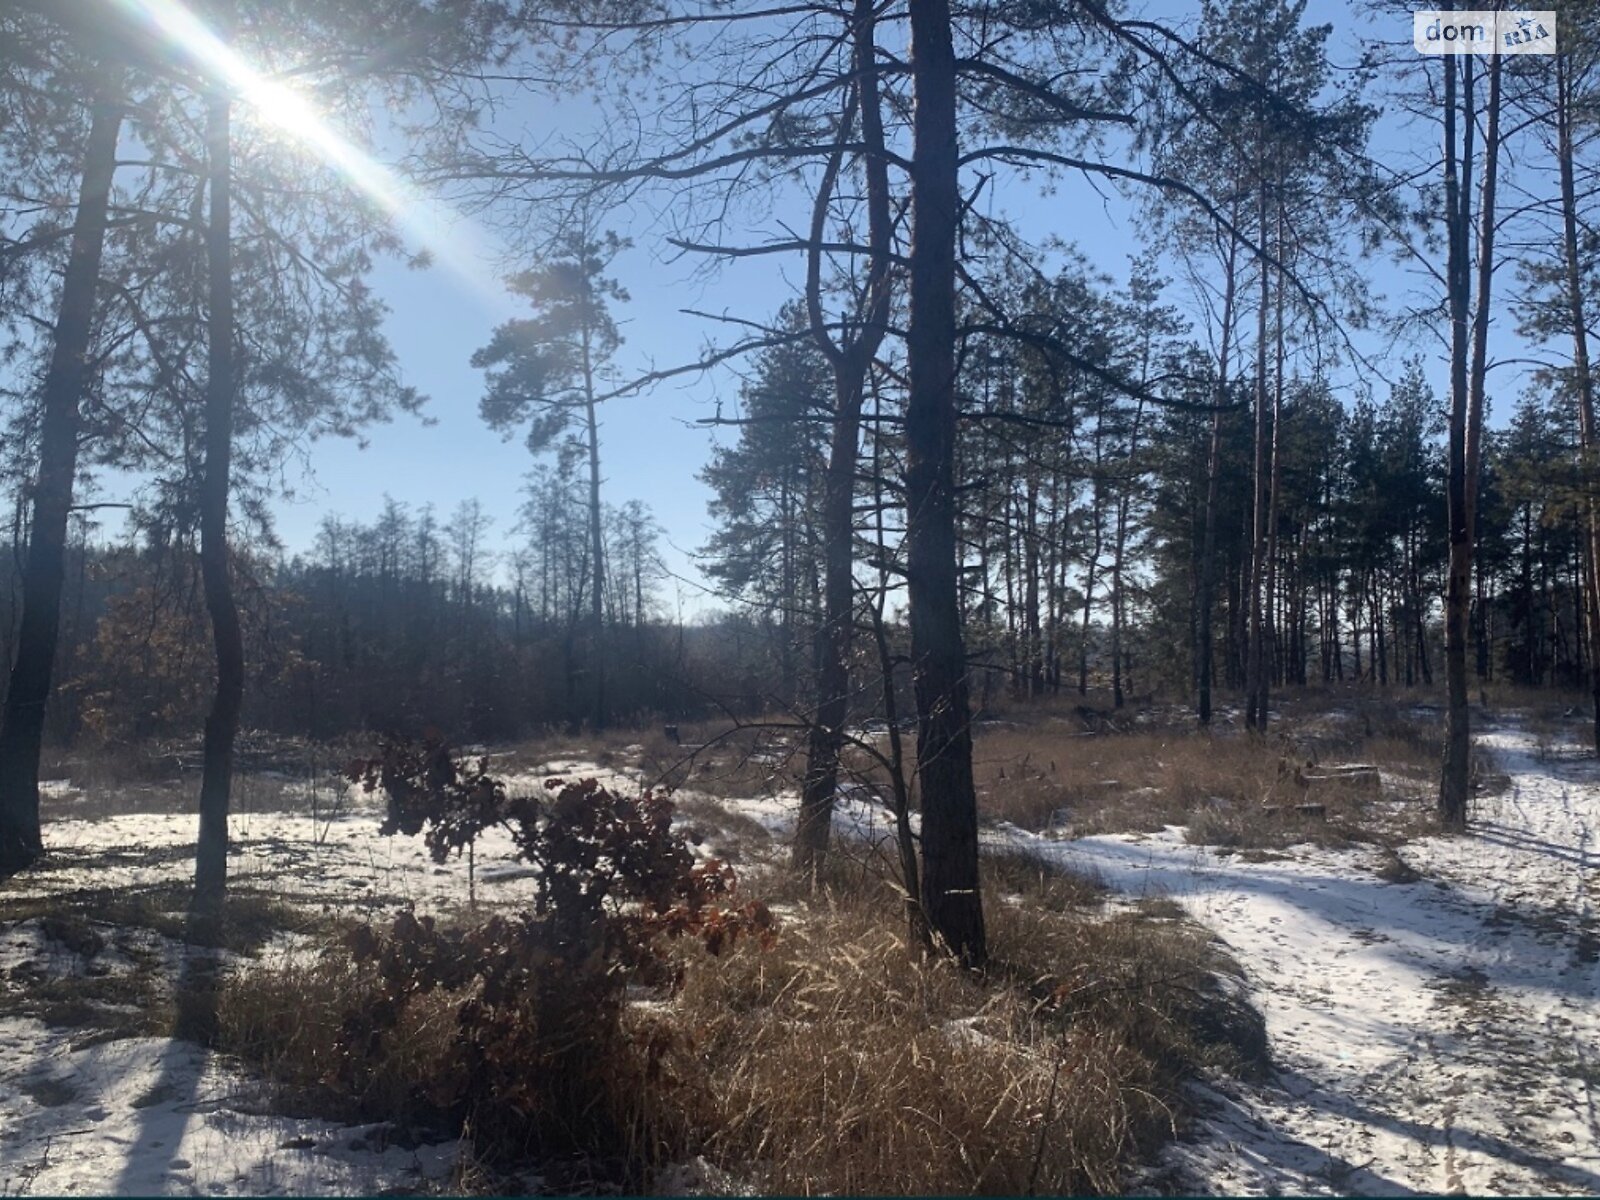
[1014,724,1600,1196]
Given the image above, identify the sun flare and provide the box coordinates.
[110,0,499,302]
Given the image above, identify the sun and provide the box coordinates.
[109,0,499,301]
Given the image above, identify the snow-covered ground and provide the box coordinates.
[0,1015,458,1196]
[0,757,647,1197]
[999,723,1600,1196]
[4,759,649,915]
[2,726,1596,1195]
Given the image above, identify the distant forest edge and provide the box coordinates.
[0,351,1588,747]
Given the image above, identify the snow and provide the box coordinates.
[996,723,1600,1196]
[0,1015,458,1196]
[4,759,653,916]
[3,725,1597,1194]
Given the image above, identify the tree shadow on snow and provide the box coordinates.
[1180,1082,1424,1196]
[1470,820,1593,870]
[1275,1066,1600,1195]
[111,911,222,1197]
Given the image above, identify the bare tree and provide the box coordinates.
[193,9,238,912]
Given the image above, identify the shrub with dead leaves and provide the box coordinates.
[339,737,774,1157]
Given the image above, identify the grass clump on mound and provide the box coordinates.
[222,819,1265,1194]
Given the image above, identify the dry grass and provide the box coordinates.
[966,690,1450,850]
[36,765,355,825]
[1372,848,1424,885]
[0,882,310,954]
[0,940,173,1041]
[217,844,1264,1195]
[661,860,1263,1196]
[0,886,314,1048]
[671,795,779,866]
[217,949,461,1128]
[971,726,1277,835]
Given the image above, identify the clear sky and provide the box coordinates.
[254,1,1541,614]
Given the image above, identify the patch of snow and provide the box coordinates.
[0,1016,458,1196]
[995,722,1600,1196]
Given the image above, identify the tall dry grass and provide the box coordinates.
[659,861,1264,1195]
[219,848,1265,1195]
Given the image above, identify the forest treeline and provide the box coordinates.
[2,342,1589,749]
[5,0,1600,960]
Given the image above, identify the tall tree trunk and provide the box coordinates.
[583,388,605,729]
[1441,51,1501,828]
[0,76,123,876]
[1350,573,1363,681]
[1556,50,1600,752]
[1474,548,1490,678]
[1196,236,1239,727]
[1110,402,1144,710]
[1078,434,1103,697]
[794,0,892,876]
[1024,476,1042,698]
[194,54,242,912]
[578,274,607,731]
[794,354,866,873]
[906,0,984,965]
[1246,161,1271,732]
[1375,576,1388,686]
[1263,212,1285,719]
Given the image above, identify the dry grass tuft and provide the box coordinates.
[981,847,1107,911]
[216,843,1263,1195]
[1372,848,1424,885]
[0,887,313,1047]
[672,795,777,865]
[499,719,807,802]
[663,864,1264,1196]
[217,949,461,1127]
[0,884,309,955]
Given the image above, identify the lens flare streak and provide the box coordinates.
[110,0,500,302]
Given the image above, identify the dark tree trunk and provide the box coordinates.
[1245,165,1270,733]
[794,0,892,876]
[583,382,605,730]
[1263,218,1285,714]
[1441,50,1472,826]
[906,0,984,966]
[1077,471,1102,697]
[1441,51,1500,829]
[1110,409,1143,710]
[576,253,607,732]
[794,360,866,873]
[1024,478,1043,698]
[194,64,242,913]
[1556,50,1600,753]
[0,78,123,876]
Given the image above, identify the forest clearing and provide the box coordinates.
[0,691,1594,1195]
[8,0,1600,1194]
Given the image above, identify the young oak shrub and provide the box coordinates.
[340,735,774,1163]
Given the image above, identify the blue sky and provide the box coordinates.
[272,211,801,614]
[259,2,1538,613]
